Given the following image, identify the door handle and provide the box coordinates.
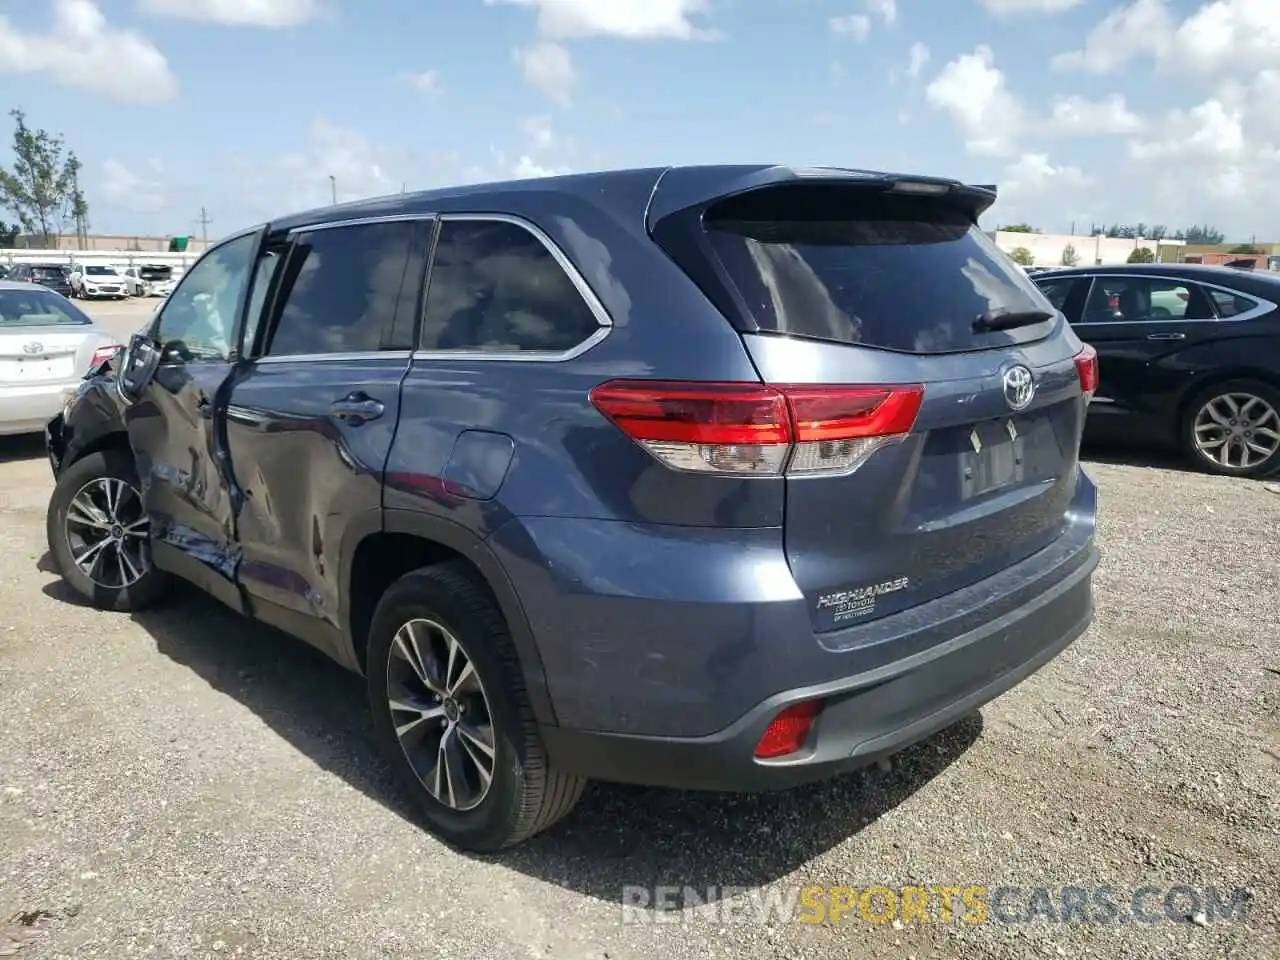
[1146,332,1185,341]
[330,392,384,424]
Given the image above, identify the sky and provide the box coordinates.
[0,0,1277,242]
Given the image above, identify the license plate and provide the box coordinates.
[961,420,1025,498]
[0,356,75,382]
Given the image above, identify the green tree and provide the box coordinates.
[999,223,1038,233]
[1229,243,1262,254]
[1127,246,1155,263]
[1061,243,1080,267]
[1009,246,1035,267]
[0,220,19,246]
[0,109,87,247]
[1181,224,1225,244]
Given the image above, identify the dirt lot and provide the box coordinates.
[1,297,1277,958]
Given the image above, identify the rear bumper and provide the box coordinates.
[0,382,76,438]
[542,543,1095,790]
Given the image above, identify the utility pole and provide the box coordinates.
[194,207,212,246]
[329,175,337,205]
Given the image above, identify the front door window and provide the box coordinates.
[154,232,257,361]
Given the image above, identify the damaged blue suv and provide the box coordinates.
[44,165,1099,851]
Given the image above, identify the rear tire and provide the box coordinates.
[46,449,171,611]
[1182,378,1280,478]
[367,562,585,851]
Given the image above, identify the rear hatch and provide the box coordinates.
[0,290,101,384]
[648,169,1094,632]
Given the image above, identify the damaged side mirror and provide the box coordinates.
[117,333,162,404]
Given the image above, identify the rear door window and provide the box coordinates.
[701,188,1057,354]
[1081,277,1213,323]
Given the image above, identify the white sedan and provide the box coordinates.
[0,280,122,437]
[69,264,129,300]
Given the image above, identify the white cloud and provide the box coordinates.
[1051,0,1173,73]
[1167,0,1280,76]
[1128,99,1246,161]
[867,0,897,24]
[514,41,576,106]
[0,0,177,102]
[1044,94,1144,135]
[1047,0,1280,79]
[1001,153,1091,197]
[906,41,930,79]
[102,159,168,213]
[925,45,1024,156]
[486,0,715,40]
[829,14,871,40]
[519,115,555,151]
[137,0,326,28]
[402,69,441,96]
[980,0,1083,14]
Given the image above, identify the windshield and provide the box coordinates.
[0,289,91,326]
[31,266,68,280]
[140,266,172,281]
[85,266,119,276]
[703,187,1057,354]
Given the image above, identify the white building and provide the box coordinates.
[991,231,1186,267]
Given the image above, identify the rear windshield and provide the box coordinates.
[140,266,172,280]
[0,289,90,326]
[30,266,67,279]
[701,187,1058,354]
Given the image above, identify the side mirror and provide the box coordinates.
[117,333,161,403]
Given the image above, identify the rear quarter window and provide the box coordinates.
[701,187,1058,354]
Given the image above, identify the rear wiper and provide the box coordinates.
[973,309,1054,333]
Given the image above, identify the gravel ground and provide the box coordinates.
[0,424,1276,959]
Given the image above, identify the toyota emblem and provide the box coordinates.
[22,342,43,355]
[1002,364,1035,411]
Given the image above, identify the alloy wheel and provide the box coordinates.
[1192,392,1280,471]
[64,477,151,590]
[386,618,497,812]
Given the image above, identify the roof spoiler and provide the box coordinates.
[972,184,998,196]
[648,166,1000,227]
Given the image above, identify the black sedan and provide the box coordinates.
[1031,263,1280,478]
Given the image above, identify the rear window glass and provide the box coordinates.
[30,266,67,279]
[702,188,1057,354]
[0,290,90,326]
[140,266,172,280]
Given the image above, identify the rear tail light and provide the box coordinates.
[754,700,822,759]
[90,344,123,368]
[589,380,924,478]
[1073,344,1098,399]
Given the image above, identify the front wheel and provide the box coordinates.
[1183,379,1280,478]
[366,563,585,851]
[46,449,171,611]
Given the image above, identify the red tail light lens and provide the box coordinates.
[589,380,923,478]
[90,344,123,368]
[754,700,822,759]
[1073,344,1099,398]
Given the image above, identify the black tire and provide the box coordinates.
[1182,378,1280,478]
[367,562,585,851]
[46,449,171,611]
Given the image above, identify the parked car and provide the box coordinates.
[69,263,128,300]
[122,264,178,298]
[1032,263,1280,478]
[9,262,73,298]
[44,165,1100,850]
[0,281,122,436]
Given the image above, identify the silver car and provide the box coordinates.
[0,280,122,437]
